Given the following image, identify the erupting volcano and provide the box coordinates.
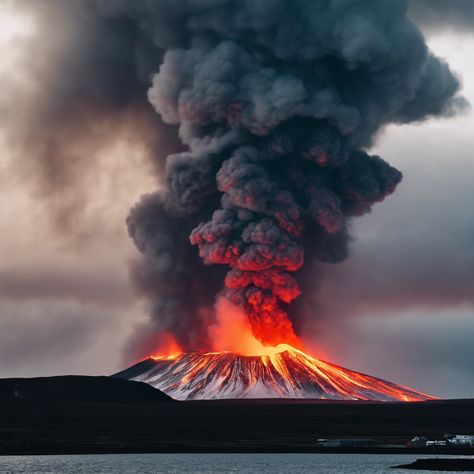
[126,0,462,358]
[116,344,433,401]
[120,0,463,397]
[117,302,434,401]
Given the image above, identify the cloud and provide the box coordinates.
[0,266,132,307]
[0,299,138,378]
[408,0,474,32]
[0,0,180,239]
[314,310,474,398]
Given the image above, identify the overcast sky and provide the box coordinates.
[0,2,473,398]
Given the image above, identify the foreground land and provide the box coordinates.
[1,393,474,454]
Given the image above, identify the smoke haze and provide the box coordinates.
[409,0,474,32]
[121,0,463,353]
[1,0,473,397]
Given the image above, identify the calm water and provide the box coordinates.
[1,453,473,474]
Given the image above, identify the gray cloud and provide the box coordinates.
[408,0,474,32]
[1,0,180,238]
[314,311,474,399]
[0,300,131,378]
[0,266,133,307]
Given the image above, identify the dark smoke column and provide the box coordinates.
[123,0,463,349]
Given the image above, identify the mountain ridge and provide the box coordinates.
[0,375,172,403]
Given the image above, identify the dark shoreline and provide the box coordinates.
[1,397,474,455]
[394,458,474,471]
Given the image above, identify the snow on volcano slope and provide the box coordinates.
[114,344,434,401]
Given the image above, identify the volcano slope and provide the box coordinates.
[114,344,432,401]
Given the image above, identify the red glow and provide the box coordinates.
[143,302,432,402]
[208,297,302,355]
[149,332,183,360]
[142,343,435,402]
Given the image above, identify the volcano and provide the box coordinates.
[115,344,433,402]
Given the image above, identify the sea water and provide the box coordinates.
[1,453,473,473]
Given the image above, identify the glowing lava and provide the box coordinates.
[207,297,303,356]
[116,344,435,402]
[149,332,183,360]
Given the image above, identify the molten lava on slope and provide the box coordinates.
[115,344,434,402]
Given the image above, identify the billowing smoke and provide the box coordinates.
[2,0,180,236]
[7,1,464,355]
[117,0,464,351]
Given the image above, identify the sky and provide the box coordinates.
[0,1,473,398]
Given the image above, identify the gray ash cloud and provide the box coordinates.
[8,1,464,355]
[119,0,463,350]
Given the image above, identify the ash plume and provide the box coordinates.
[120,0,463,350]
[7,1,464,355]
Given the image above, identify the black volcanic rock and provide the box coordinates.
[0,376,172,403]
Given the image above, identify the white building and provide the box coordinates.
[446,435,474,446]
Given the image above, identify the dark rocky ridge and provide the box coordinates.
[0,375,172,403]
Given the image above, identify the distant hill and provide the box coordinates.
[0,375,172,403]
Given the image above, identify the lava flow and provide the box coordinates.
[115,344,435,402]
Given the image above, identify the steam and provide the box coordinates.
[122,0,464,351]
